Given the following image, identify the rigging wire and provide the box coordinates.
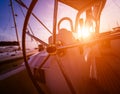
[18,5,34,37]
[18,4,34,35]
[15,0,52,34]
[18,2,40,46]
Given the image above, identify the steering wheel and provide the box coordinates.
[22,1,88,94]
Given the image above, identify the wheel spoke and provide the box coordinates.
[55,55,76,94]
[52,0,58,44]
[38,54,50,69]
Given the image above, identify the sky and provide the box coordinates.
[0,0,120,48]
[100,0,120,31]
[0,0,31,41]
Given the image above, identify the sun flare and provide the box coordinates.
[75,23,95,40]
[78,26,90,38]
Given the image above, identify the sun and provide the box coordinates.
[79,26,90,38]
[74,21,95,40]
[74,25,91,40]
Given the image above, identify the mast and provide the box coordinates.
[10,0,21,50]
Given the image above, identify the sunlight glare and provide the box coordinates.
[76,21,95,40]
[77,25,90,39]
